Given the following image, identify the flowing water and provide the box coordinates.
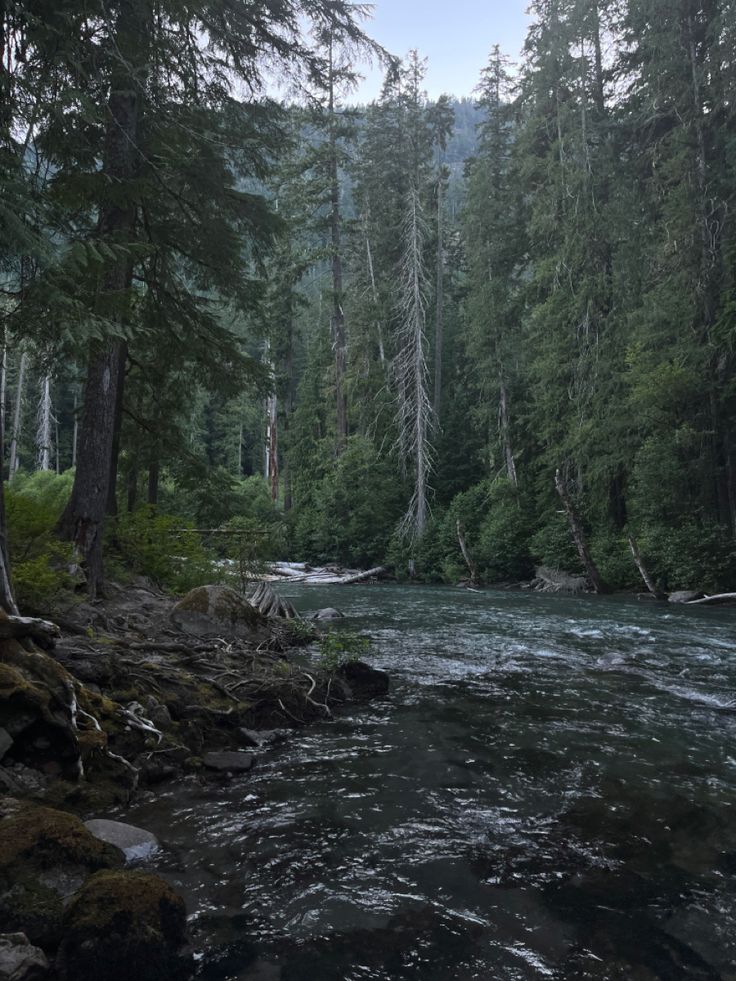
[125,585,736,980]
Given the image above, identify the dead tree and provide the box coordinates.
[554,468,610,594]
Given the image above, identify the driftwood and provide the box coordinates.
[0,615,60,648]
[686,593,736,607]
[628,535,666,599]
[530,566,588,594]
[456,521,479,586]
[339,566,386,585]
[554,469,610,594]
[250,582,298,620]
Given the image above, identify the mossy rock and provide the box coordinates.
[57,870,191,981]
[0,637,81,778]
[170,585,269,640]
[0,804,123,948]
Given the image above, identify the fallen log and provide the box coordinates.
[339,566,386,585]
[686,593,736,607]
[0,615,60,648]
[250,582,298,619]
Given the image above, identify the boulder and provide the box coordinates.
[203,751,254,774]
[668,591,705,604]
[170,586,269,640]
[0,933,48,980]
[0,805,123,948]
[83,821,159,863]
[312,608,345,621]
[336,661,390,702]
[0,731,12,762]
[238,728,288,749]
[57,870,191,981]
[0,636,83,779]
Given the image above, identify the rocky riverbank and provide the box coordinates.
[0,579,388,980]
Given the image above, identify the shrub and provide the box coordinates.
[5,471,75,609]
[110,508,213,593]
[318,630,372,672]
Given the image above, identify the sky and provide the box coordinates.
[354,1,532,102]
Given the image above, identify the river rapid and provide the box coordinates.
[125,585,736,980]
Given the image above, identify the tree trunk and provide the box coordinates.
[364,219,386,367]
[266,392,279,504]
[9,348,27,476]
[0,366,18,615]
[456,520,478,586]
[328,36,348,453]
[628,534,665,599]
[57,0,146,597]
[147,460,159,506]
[0,329,6,464]
[555,468,610,594]
[433,176,444,422]
[498,379,518,487]
[36,375,52,471]
[106,342,128,516]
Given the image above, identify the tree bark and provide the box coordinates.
[58,0,146,597]
[9,348,27,476]
[328,34,348,453]
[456,520,478,586]
[498,379,518,487]
[555,468,610,594]
[627,534,665,599]
[147,459,159,506]
[0,371,18,615]
[106,342,128,516]
[433,175,444,421]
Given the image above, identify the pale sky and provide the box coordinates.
[354,1,532,102]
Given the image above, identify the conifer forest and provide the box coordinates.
[4,4,736,980]
[2,0,736,603]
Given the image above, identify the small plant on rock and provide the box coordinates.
[318,630,372,672]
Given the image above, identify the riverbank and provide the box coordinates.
[0,578,388,979]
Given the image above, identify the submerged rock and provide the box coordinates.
[57,870,191,981]
[238,728,288,749]
[83,820,159,863]
[203,751,254,773]
[336,661,390,702]
[170,586,269,640]
[0,933,48,980]
[312,608,345,621]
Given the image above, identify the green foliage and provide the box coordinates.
[110,508,213,594]
[5,472,75,609]
[292,436,404,568]
[317,630,372,673]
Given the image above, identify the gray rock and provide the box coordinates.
[203,751,254,773]
[84,819,160,862]
[170,585,269,639]
[0,933,49,980]
[238,728,288,748]
[0,729,12,761]
[312,608,345,621]
[668,590,704,604]
[336,661,390,702]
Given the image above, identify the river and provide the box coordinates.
[125,585,736,980]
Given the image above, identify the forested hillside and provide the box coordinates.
[2,0,736,610]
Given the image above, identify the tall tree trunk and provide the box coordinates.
[147,460,159,506]
[36,375,52,471]
[9,348,27,476]
[555,467,610,594]
[433,174,444,422]
[0,329,6,465]
[0,333,17,615]
[71,391,78,469]
[58,0,146,597]
[364,219,386,367]
[106,343,128,516]
[266,392,279,504]
[328,36,348,453]
[498,379,518,487]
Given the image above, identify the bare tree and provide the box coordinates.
[36,374,52,471]
[395,187,434,540]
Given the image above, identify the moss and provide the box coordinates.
[0,804,124,949]
[0,805,123,872]
[59,870,190,981]
[173,584,265,629]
